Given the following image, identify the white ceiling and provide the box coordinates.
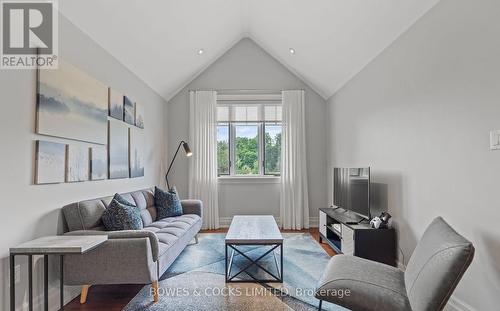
[59,0,440,101]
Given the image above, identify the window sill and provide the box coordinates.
[218,176,281,184]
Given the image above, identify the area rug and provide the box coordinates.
[123,233,346,311]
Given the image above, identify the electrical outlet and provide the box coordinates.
[14,265,21,284]
[490,130,500,150]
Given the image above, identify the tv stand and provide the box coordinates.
[319,207,396,266]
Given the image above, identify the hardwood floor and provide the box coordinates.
[64,228,335,310]
[64,284,143,311]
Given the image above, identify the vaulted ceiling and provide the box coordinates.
[59,0,440,101]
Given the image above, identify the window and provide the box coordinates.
[264,124,281,175]
[234,124,259,174]
[217,123,230,175]
[217,102,282,176]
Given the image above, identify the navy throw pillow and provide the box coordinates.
[102,196,143,231]
[154,186,183,219]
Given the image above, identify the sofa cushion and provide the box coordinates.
[315,255,411,311]
[144,214,201,257]
[140,189,157,226]
[113,193,135,207]
[102,198,143,231]
[131,191,147,209]
[62,188,158,231]
[62,200,106,231]
[154,186,183,219]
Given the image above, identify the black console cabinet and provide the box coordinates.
[319,207,397,267]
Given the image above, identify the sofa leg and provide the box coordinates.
[152,281,159,303]
[80,285,90,304]
[318,299,322,310]
[194,234,199,244]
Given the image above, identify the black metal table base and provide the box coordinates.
[225,243,283,283]
[10,254,65,311]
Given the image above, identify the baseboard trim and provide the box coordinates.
[218,216,319,228]
[309,217,319,228]
[397,260,406,271]
[218,217,234,228]
[445,296,476,311]
[16,284,79,311]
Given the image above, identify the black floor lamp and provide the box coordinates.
[165,140,192,189]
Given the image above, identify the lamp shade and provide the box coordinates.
[165,140,192,189]
[183,142,192,157]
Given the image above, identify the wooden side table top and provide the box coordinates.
[10,235,108,254]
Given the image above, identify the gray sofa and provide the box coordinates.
[315,217,474,311]
[61,188,203,303]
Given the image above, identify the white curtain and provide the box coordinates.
[280,90,309,229]
[188,90,220,229]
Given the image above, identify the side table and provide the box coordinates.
[10,235,107,311]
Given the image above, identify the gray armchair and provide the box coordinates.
[315,217,474,311]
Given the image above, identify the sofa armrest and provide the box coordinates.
[181,199,203,218]
[65,230,159,261]
[63,236,157,285]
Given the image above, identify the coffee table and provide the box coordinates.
[225,215,283,283]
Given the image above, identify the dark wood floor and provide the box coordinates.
[65,228,335,310]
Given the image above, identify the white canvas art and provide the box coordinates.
[35,140,66,184]
[135,102,144,129]
[37,60,108,144]
[129,127,145,178]
[124,96,135,125]
[109,120,129,179]
[108,88,124,120]
[90,146,107,180]
[66,145,89,182]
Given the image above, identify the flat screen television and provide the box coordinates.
[333,167,370,220]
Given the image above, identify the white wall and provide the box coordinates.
[327,0,500,309]
[218,178,281,225]
[167,38,328,222]
[0,15,167,310]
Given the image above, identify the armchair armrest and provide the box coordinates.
[181,199,203,218]
[65,230,159,261]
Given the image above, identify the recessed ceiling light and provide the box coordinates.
[289,48,295,55]
[197,49,204,55]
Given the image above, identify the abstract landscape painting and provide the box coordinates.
[37,60,108,144]
[108,88,124,120]
[124,96,135,125]
[135,102,144,129]
[109,120,129,179]
[129,127,145,178]
[35,140,66,184]
[90,146,107,180]
[66,145,89,182]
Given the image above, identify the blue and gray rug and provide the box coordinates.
[124,233,346,311]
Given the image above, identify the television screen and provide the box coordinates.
[333,167,370,219]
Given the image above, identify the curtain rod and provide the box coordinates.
[188,88,305,93]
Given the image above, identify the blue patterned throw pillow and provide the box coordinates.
[154,186,183,219]
[102,194,143,231]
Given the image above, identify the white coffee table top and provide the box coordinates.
[225,215,283,244]
[10,235,108,254]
